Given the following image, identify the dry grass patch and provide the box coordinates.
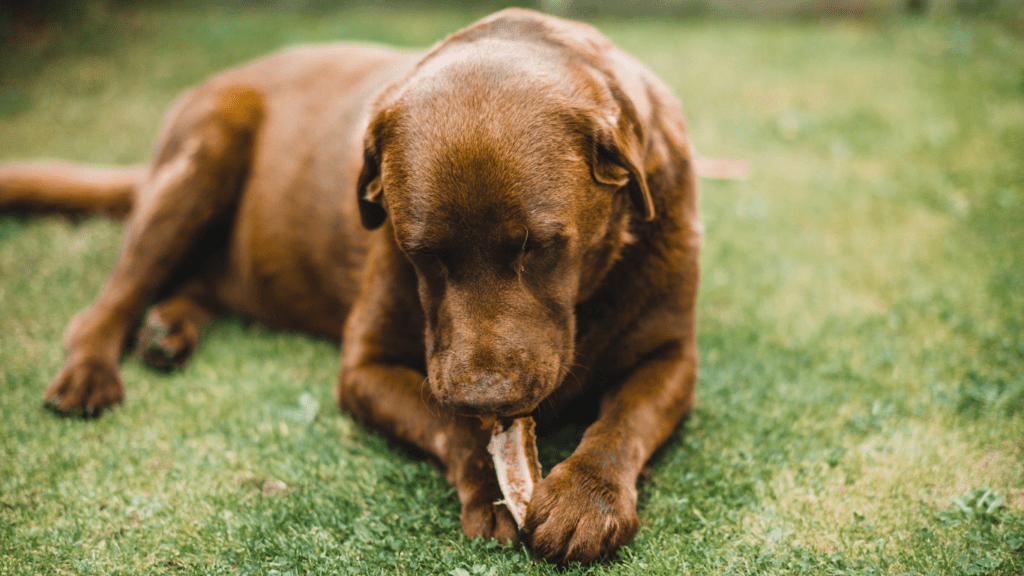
[753,418,1023,552]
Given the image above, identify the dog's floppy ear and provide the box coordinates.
[589,91,655,222]
[356,111,388,230]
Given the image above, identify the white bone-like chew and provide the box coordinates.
[487,416,542,529]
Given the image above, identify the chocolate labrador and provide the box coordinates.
[0,9,700,564]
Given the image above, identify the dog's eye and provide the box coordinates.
[515,242,546,274]
[518,241,547,264]
[402,244,447,271]
[401,242,435,258]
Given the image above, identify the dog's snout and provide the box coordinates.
[448,369,519,415]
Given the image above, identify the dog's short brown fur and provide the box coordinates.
[0,10,700,564]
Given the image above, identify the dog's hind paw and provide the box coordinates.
[43,357,125,417]
[137,308,199,370]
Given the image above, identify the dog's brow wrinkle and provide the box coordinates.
[524,220,566,242]
[400,240,426,254]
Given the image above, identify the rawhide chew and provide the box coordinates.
[487,416,542,528]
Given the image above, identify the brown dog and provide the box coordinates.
[0,9,700,564]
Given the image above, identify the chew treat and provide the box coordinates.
[487,417,542,528]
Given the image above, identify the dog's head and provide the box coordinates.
[356,14,654,418]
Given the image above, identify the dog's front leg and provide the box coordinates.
[341,366,519,544]
[337,233,519,544]
[525,341,697,564]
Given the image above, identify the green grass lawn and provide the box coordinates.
[2,5,1022,575]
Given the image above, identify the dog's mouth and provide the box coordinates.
[472,410,537,430]
[475,413,499,430]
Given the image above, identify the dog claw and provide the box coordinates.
[43,358,124,417]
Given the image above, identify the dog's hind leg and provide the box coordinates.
[43,86,263,415]
[136,278,218,370]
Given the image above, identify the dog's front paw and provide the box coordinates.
[43,357,124,416]
[448,431,521,546]
[525,455,639,564]
[461,489,520,545]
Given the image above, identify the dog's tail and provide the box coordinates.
[0,160,146,220]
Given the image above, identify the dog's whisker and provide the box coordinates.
[540,396,558,420]
[418,376,443,419]
[559,364,584,394]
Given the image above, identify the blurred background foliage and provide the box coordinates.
[1,1,1021,573]
[1,0,1020,88]
[1,0,1021,47]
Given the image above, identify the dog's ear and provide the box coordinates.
[590,95,654,222]
[356,112,388,230]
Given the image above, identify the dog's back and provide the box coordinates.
[0,43,420,336]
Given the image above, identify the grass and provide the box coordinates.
[2,4,1023,575]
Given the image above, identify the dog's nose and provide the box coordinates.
[448,370,521,416]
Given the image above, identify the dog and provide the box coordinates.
[0,9,701,564]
